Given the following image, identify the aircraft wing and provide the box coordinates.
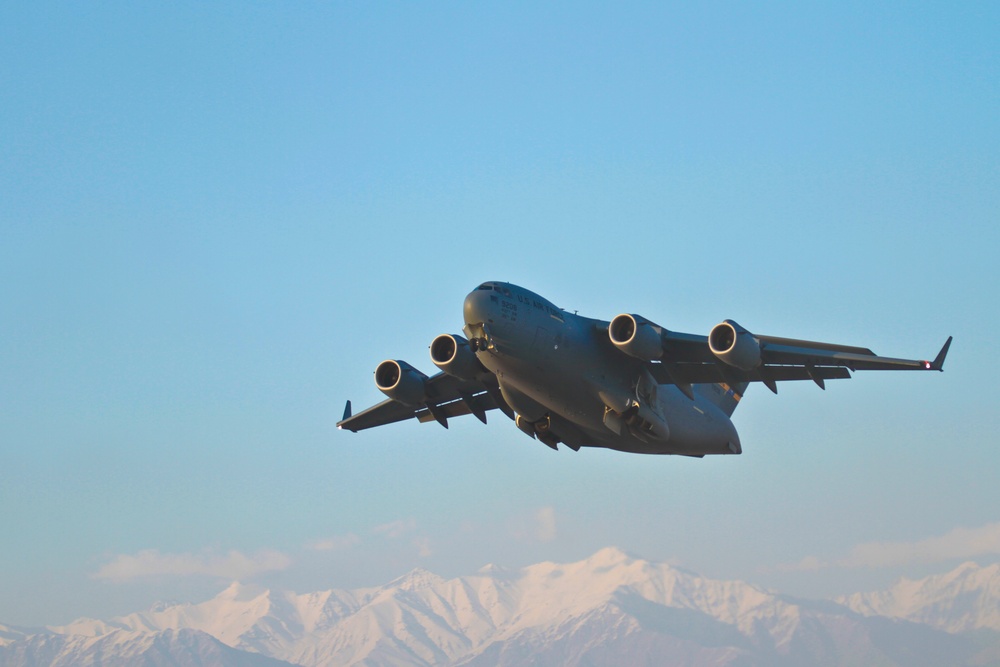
[644,328,952,393]
[337,372,510,432]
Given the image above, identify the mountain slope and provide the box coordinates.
[0,627,297,667]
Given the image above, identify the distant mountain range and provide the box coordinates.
[3,548,999,666]
[838,561,1000,634]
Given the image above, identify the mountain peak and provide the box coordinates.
[148,599,181,613]
[384,567,444,592]
[586,546,636,567]
[218,581,269,602]
[943,561,985,580]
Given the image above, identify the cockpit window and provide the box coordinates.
[477,284,493,291]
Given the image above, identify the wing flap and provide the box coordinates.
[649,361,853,386]
[415,391,499,424]
[759,343,937,371]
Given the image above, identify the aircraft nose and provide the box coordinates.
[464,288,493,326]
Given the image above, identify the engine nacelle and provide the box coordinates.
[429,333,482,381]
[374,359,428,405]
[709,320,761,370]
[609,313,664,361]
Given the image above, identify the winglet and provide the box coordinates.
[342,400,352,421]
[929,336,953,371]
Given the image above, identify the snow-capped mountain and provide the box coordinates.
[838,561,1000,633]
[0,627,297,667]
[0,626,29,649]
[3,548,1000,667]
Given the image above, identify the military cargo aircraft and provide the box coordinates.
[338,282,951,456]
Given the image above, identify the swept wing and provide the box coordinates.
[338,372,509,432]
[639,325,952,394]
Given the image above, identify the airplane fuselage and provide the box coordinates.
[461,282,741,455]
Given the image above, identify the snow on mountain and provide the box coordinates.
[838,561,1000,633]
[51,579,379,657]
[0,626,32,649]
[5,549,1000,666]
[0,627,298,667]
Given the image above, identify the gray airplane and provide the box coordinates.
[338,282,951,456]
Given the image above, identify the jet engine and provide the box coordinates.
[430,334,483,381]
[708,320,761,370]
[374,359,427,405]
[609,314,663,361]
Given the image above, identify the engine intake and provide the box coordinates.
[709,320,761,370]
[609,314,663,361]
[430,334,483,380]
[374,359,428,405]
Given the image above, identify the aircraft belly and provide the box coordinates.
[583,377,740,455]
[479,314,602,425]
[487,355,607,445]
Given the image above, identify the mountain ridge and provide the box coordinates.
[4,549,1000,666]
[838,560,1000,633]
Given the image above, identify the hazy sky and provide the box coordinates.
[2,3,998,626]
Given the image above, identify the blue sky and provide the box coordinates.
[2,2,998,626]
